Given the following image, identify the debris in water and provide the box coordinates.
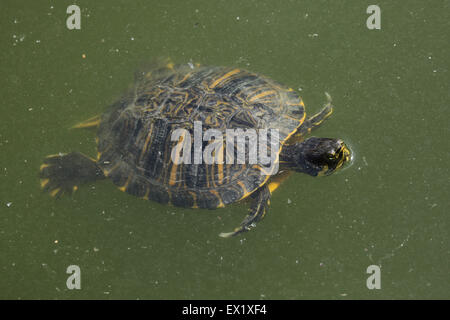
[362,156,368,166]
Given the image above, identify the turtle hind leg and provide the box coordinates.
[40,152,105,198]
[219,185,271,238]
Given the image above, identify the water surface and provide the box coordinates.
[0,0,448,299]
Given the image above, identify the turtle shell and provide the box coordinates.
[96,64,305,209]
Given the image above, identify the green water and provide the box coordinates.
[1,0,448,299]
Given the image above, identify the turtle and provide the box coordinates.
[40,60,351,237]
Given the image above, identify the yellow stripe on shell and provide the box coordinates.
[249,90,277,102]
[237,181,248,195]
[189,191,198,208]
[210,190,225,208]
[210,69,240,88]
[169,133,187,186]
[139,125,154,162]
[118,176,132,192]
[40,178,49,188]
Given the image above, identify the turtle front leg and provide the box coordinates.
[294,92,334,138]
[219,184,271,238]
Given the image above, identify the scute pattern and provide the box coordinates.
[97,64,305,208]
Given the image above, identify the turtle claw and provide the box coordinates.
[219,227,247,238]
[324,92,332,104]
[219,231,236,238]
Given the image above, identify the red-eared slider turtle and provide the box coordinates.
[40,60,351,237]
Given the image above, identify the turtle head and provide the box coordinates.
[288,137,351,176]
